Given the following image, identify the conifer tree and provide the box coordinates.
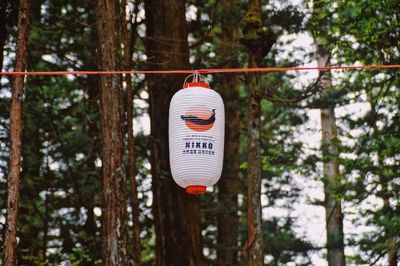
[4,0,30,264]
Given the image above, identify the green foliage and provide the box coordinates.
[263,218,313,265]
[310,0,400,263]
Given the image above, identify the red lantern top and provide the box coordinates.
[184,82,210,89]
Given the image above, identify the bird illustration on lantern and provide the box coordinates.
[169,73,225,194]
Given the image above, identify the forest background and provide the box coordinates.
[0,0,399,265]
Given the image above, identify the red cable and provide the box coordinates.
[0,65,399,76]
[0,70,194,76]
[199,64,400,73]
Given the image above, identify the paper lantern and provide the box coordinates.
[169,75,225,194]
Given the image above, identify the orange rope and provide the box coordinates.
[1,64,400,76]
[0,70,194,76]
[198,64,400,73]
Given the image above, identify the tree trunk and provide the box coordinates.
[384,196,397,266]
[95,1,128,265]
[246,55,263,266]
[4,0,30,264]
[241,0,275,264]
[42,191,49,261]
[316,43,346,266]
[144,0,205,265]
[120,1,141,264]
[216,1,241,265]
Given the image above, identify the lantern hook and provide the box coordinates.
[183,71,210,88]
[194,70,199,82]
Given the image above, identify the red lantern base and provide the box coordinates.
[186,185,206,194]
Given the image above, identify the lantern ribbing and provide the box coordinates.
[169,82,225,194]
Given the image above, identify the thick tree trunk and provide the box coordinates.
[95,1,128,265]
[120,1,141,264]
[246,55,263,266]
[144,0,205,265]
[4,0,30,264]
[216,0,241,265]
[316,44,345,266]
[241,0,276,264]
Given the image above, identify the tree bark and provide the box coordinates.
[241,0,275,264]
[246,55,263,266]
[4,0,30,264]
[316,43,346,266]
[384,197,397,266]
[95,1,128,265]
[216,1,241,265]
[120,1,141,264]
[144,0,205,265]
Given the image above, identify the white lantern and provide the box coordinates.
[169,76,225,194]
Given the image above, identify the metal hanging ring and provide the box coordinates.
[182,72,210,88]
